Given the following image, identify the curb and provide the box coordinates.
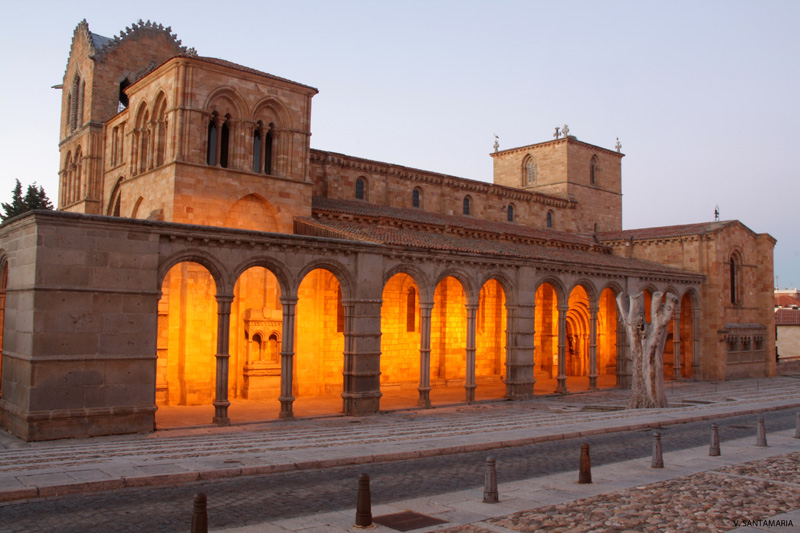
[2,401,799,504]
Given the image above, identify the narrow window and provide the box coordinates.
[524,158,536,186]
[463,196,471,215]
[730,257,737,304]
[412,188,420,208]
[264,128,273,174]
[406,287,416,332]
[207,120,217,165]
[337,287,345,333]
[111,127,119,167]
[546,211,553,228]
[118,78,130,110]
[507,204,514,222]
[220,118,230,168]
[590,156,597,185]
[253,128,262,172]
[355,178,366,200]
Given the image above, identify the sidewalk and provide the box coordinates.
[0,377,798,528]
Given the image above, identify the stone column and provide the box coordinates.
[213,294,234,426]
[588,305,599,391]
[342,295,383,416]
[692,309,701,379]
[556,303,568,394]
[465,304,478,403]
[418,302,433,407]
[672,308,682,380]
[279,297,297,419]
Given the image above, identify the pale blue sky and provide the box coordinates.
[2,1,798,286]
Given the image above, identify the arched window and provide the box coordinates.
[154,99,167,167]
[507,204,515,222]
[523,156,536,186]
[463,196,471,216]
[730,255,740,305]
[264,128,273,174]
[546,211,553,228]
[412,188,421,208]
[207,117,218,165]
[118,78,130,110]
[355,177,366,200]
[406,287,416,332]
[220,116,231,168]
[253,128,261,172]
[590,155,598,185]
[268,333,279,362]
[70,74,81,132]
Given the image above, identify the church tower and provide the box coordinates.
[57,20,187,213]
[491,133,624,233]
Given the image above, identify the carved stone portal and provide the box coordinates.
[616,291,678,409]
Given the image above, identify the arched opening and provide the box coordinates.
[230,266,282,406]
[534,282,559,391]
[523,156,536,186]
[379,273,421,409]
[546,211,553,228]
[264,127,274,175]
[207,117,218,165]
[590,155,598,185]
[597,287,620,388]
[412,188,422,209]
[155,262,218,426]
[507,204,514,223]
[295,268,345,414]
[565,285,590,389]
[431,276,467,404]
[680,292,695,378]
[729,253,741,305]
[253,126,262,172]
[355,177,367,201]
[220,115,231,168]
[154,97,168,167]
[462,196,471,216]
[475,279,507,401]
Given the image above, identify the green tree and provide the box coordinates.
[1,179,54,221]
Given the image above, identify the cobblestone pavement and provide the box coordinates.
[443,452,800,533]
[0,409,796,532]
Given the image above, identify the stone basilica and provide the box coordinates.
[0,21,776,441]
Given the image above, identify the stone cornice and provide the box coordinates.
[491,136,624,159]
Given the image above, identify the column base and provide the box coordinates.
[417,387,432,408]
[505,380,534,400]
[213,399,230,426]
[588,374,598,391]
[465,385,476,404]
[555,376,568,395]
[279,396,295,419]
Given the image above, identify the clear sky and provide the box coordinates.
[1,1,798,287]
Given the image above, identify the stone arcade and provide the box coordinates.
[0,21,776,441]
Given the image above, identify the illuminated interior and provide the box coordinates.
[430,276,467,403]
[597,288,619,383]
[534,282,558,381]
[157,262,217,407]
[566,285,590,377]
[295,268,344,403]
[380,273,421,406]
[475,279,507,400]
[664,292,695,379]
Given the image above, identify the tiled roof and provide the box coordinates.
[90,32,112,50]
[189,56,318,92]
[775,293,800,307]
[312,197,599,249]
[597,221,735,242]
[296,216,698,277]
[776,308,800,326]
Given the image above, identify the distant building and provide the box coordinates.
[0,20,777,441]
[775,289,800,362]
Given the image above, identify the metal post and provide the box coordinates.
[191,492,208,533]
[756,417,767,447]
[709,424,720,456]
[483,456,499,503]
[355,473,372,527]
[578,443,592,484]
[651,432,664,468]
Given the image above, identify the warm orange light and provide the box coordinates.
[380,273,421,391]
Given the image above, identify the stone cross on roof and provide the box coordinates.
[553,126,561,140]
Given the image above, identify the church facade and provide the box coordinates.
[0,21,775,441]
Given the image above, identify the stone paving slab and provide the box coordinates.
[0,377,798,507]
[222,431,799,533]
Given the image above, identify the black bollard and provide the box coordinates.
[651,432,664,468]
[709,423,720,456]
[795,412,800,439]
[756,417,767,447]
[355,473,372,527]
[191,492,208,533]
[578,442,592,484]
[483,456,499,503]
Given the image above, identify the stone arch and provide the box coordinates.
[522,154,536,186]
[152,90,169,166]
[223,193,280,232]
[478,271,517,308]
[107,176,123,216]
[230,257,292,300]
[434,267,478,305]
[380,272,423,404]
[475,276,509,400]
[729,248,744,305]
[383,264,433,303]
[294,259,356,302]
[534,276,566,384]
[130,197,144,218]
[535,276,567,305]
[252,97,293,130]
[204,86,247,119]
[597,281,622,387]
[157,249,226,295]
[568,278,599,307]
